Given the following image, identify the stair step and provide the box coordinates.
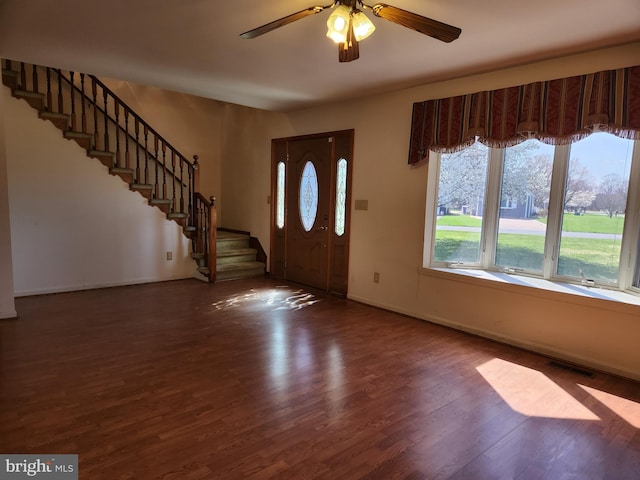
[64,131,94,150]
[216,247,257,265]
[39,111,70,130]
[110,167,134,183]
[168,212,188,226]
[88,150,116,169]
[217,231,250,251]
[149,198,172,215]
[216,261,265,281]
[13,89,45,110]
[130,183,154,199]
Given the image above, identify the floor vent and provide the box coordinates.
[548,360,595,378]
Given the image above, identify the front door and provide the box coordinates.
[271,130,353,295]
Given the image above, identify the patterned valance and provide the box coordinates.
[408,65,640,164]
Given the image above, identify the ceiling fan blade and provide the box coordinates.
[369,3,461,43]
[240,5,331,39]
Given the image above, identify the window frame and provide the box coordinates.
[424,135,640,294]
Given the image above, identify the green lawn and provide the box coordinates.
[438,212,624,234]
[535,213,623,234]
[434,230,620,281]
[436,215,483,227]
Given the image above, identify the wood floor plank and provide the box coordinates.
[1,278,639,479]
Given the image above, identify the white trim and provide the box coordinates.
[0,309,18,319]
[13,273,195,297]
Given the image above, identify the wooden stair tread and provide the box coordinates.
[131,183,153,189]
[111,167,134,173]
[216,261,265,272]
[13,89,45,99]
[65,131,93,139]
[168,213,188,219]
[217,247,257,258]
[40,111,69,119]
[149,198,172,205]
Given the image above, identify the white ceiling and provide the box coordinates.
[1,0,639,111]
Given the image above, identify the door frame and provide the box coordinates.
[270,129,354,295]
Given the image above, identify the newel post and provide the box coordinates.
[208,196,217,283]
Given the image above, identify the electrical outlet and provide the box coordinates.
[166,251,172,261]
[373,272,380,283]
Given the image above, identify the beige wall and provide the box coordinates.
[222,42,640,380]
[0,81,16,318]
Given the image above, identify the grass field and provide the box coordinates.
[539,212,625,234]
[437,212,624,234]
[434,230,620,281]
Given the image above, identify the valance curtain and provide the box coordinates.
[408,65,640,164]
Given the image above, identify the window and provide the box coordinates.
[276,161,285,229]
[335,158,347,236]
[433,142,488,265]
[425,133,640,292]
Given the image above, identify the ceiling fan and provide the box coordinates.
[240,1,462,63]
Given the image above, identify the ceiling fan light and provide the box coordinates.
[351,11,375,41]
[326,5,351,43]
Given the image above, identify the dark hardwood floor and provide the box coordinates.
[1,278,639,479]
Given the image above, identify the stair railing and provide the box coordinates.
[1,59,217,280]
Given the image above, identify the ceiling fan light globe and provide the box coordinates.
[351,11,375,41]
[326,5,351,44]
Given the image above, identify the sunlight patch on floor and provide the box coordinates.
[477,358,600,421]
[211,287,320,311]
[579,384,640,428]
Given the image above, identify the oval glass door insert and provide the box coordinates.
[299,161,318,231]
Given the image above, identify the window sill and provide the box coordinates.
[418,267,640,314]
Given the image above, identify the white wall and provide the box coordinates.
[223,42,640,380]
[0,82,16,318]
[4,86,195,296]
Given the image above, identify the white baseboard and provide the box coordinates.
[13,274,194,297]
[347,294,640,382]
[0,308,18,319]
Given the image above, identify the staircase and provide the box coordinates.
[216,232,266,281]
[2,59,218,280]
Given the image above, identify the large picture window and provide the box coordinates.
[425,133,640,292]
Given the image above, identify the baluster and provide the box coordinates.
[144,126,150,187]
[179,156,185,214]
[80,74,87,133]
[171,153,176,213]
[115,102,121,168]
[32,64,39,93]
[57,69,63,114]
[188,162,193,226]
[125,110,130,171]
[46,68,52,111]
[154,136,160,198]
[20,62,26,90]
[92,78,99,149]
[70,72,77,131]
[191,155,199,226]
[5,60,12,71]
[103,89,109,154]
[135,118,141,182]
[162,142,168,201]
